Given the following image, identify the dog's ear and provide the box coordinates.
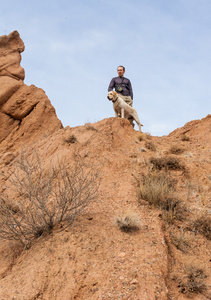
[113,91,117,97]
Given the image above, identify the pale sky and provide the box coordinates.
[1,0,211,136]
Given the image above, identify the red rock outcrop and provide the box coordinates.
[0,31,63,152]
[0,30,25,80]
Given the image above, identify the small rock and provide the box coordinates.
[118,252,126,258]
[1,152,16,165]
[130,279,138,284]
[139,147,147,152]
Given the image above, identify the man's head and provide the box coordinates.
[117,66,125,77]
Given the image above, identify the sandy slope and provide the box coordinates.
[0,116,210,299]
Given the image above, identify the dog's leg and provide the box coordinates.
[121,108,124,118]
[128,117,135,127]
[138,124,142,132]
[113,103,119,117]
[131,112,143,132]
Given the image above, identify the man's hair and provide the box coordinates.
[117,65,125,71]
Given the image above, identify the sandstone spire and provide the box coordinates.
[0,31,63,150]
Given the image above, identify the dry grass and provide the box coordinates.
[169,145,185,155]
[64,134,77,144]
[150,156,185,171]
[0,152,100,247]
[138,172,175,207]
[137,133,146,142]
[145,141,157,151]
[138,172,184,223]
[170,229,191,252]
[116,210,140,232]
[145,132,152,139]
[191,214,211,240]
[181,134,190,141]
[178,267,207,296]
[85,123,98,131]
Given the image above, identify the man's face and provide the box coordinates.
[117,67,125,77]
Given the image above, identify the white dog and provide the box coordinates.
[107,91,143,132]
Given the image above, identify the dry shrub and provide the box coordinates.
[161,202,185,224]
[85,123,98,131]
[116,210,140,232]
[178,267,207,295]
[192,215,211,240]
[169,145,185,155]
[138,172,175,207]
[138,172,184,223]
[170,230,191,252]
[137,133,146,142]
[0,152,100,247]
[145,132,152,139]
[64,134,77,144]
[145,141,156,151]
[181,134,190,141]
[150,156,185,171]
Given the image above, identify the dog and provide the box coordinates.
[107,91,143,132]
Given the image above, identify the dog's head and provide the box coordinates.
[107,91,118,102]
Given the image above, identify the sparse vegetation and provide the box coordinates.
[181,134,190,141]
[64,134,77,144]
[170,229,191,252]
[169,145,185,155]
[137,133,146,142]
[145,141,156,151]
[139,172,175,206]
[85,123,98,131]
[138,172,184,223]
[145,132,152,139]
[116,210,140,232]
[0,152,100,247]
[150,156,185,171]
[178,267,207,296]
[191,214,211,240]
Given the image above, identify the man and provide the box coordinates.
[108,66,133,107]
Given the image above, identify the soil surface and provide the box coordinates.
[0,115,210,300]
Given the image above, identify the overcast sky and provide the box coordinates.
[1,0,211,136]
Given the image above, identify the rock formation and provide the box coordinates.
[0,31,63,151]
[0,30,25,80]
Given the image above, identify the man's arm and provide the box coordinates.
[128,79,133,100]
[108,78,115,92]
